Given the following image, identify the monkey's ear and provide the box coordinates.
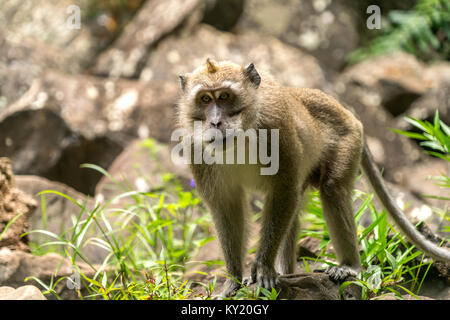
[179,74,187,91]
[244,63,261,88]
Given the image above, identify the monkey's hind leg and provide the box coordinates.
[319,166,361,281]
[275,214,299,275]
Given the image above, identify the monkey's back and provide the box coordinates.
[256,84,364,189]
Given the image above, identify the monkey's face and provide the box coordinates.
[178,59,261,145]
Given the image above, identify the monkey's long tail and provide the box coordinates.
[361,141,450,262]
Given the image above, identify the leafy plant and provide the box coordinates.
[392,110,450,161]
[349,0,450,62]
[392,109,449,228]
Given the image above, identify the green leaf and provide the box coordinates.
[420,140,446,152]
[0,212,24,241]
[405,117,434,135]
[440,120,450,137]
[433,110,440,129]
[37,190,83,209]
[390,128,427,141]
[424,150,450,161]
[385,249,398,270]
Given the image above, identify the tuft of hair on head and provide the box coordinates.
[206,58,218,73]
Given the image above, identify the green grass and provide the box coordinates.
[26,169,444,300]
[25,163,214,300]
[301,188,441,300]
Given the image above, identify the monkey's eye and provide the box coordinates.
[200,94,212,103]
[219,92,230,101]
[230,109,243,117]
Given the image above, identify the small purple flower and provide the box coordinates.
[190,178,196,188]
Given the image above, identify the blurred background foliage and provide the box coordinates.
[349,0,450,63]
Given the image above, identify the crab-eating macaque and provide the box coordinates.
[176,59,450,297]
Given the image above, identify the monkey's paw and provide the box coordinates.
[219,279,242,297]
[244,262,280,290]
[325,265,358,282]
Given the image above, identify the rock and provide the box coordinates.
[0,30,70,113]
[417,277,450,300]
[95,139,192,204]
[396,65,450,131]
[372,293,434,300]
[336,53,427,181]
[0,71,179,194]
[340,52,429,117]
[141,24,326,90]
[0,108,122,195]
[93,0,205,78]
[237,0,360,72]
[1,71,178,142]
[277,273,361,300]
[0,109,75,174]
[202,0,245,31]
[0,247,95,300]
[15,175,107,264]
[413,224,450,292]
[0,0,118,71]
[0,158,37,251]
[0,285,46,300]
[338,55,450,183]
[297,236,324,260]
[190,269,361,300]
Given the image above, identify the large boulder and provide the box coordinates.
[339,52,429,117]
[1,71,178,142]
[0,0,119,70]
[336,53,429,182]
[201,0,245,31]
[0,108,122,195]
[93,0,205,78]
[237,0,360,72]
[140,24,326,90]
[0,30,70,113]
[395,62,450,131]
[0,72,178,194]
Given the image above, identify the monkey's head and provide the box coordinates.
[177,59,261,144]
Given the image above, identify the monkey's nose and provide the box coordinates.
[210,120,222,129]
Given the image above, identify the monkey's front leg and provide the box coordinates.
[247,186,300,290]
[203,186,247,297]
